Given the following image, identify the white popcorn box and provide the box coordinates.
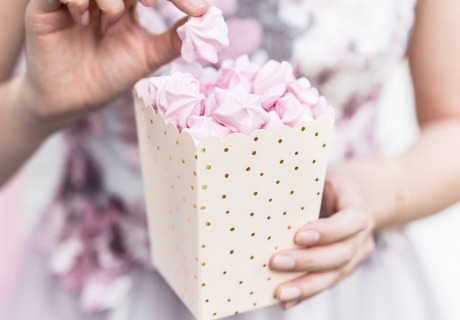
[133,86,334,320]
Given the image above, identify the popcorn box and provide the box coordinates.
[133,85,334,320]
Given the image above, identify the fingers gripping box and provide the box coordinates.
[133,86,334,320]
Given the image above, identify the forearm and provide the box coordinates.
[0,0,30,81]
[0,76,53,186]
[333,118,460,230]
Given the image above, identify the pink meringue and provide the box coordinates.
[200,67,220,96]
[183,115,231,141]
[149,72,204,130]
[253,60,293,110]
[203,94,217,117]
[274,92,305,127]
[168,59,203,79]
[213,84,269,135]
[286,77,320,106]
[217,55,260,91]
[177,6,229,64]
[312,96,335,119]
[262,111,284,132]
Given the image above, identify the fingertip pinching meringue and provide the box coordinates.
[177,6,230,64]
[213,84,269,136]
[149,72,204,130]
[253,60,293,110]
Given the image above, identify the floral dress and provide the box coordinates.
[7,1,442,320]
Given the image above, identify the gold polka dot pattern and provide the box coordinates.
[134,90,334,320]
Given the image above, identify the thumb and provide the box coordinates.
[28,0,67,14]
[169,0,210,17]
[144,17,186,72]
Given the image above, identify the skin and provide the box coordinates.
[0,0,460,312]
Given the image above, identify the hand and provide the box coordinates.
[270,174,376,310]
[20,0,209,131]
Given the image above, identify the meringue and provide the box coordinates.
[168,59,203,79]
[203,94,217,117]
[274,93,305,127]
[253,60,293,110]
[183,115,232,141]
[286,77,320,106]
[262,111,284,132]
[217,55,260,91]
[177,6,230,64]
[200,67,220,96]
[149,72,204,130]
[312,96,335,119]
[213,84,269,136]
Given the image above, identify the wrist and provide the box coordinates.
[16,75,66,139]
[2,75,59,149]
[328,160,403,230]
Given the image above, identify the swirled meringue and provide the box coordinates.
[149,72,204,130]
[286,77,320,106]
[217,55,260,91]
[213,84,269,135]
[275,93,305,127]
[183,115,232,141]
[177,6,229,64]
[253,60,292,110]
[262,111,284,132]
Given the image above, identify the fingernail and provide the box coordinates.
[81,11,90,26]
[190,0,209,8]
[272,255,295,271]
[296,230,320,246]
[107,23,119,37]
[144,0,157,6]
[280,287,301,302]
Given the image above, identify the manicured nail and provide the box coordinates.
[280,287,301,302]
[107,23,119,37]
[272,255,295,271]
[296,230,319,246]
[81,11,90,26]
[190,0,209,8]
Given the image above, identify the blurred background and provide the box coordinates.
[1,60,460,318]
